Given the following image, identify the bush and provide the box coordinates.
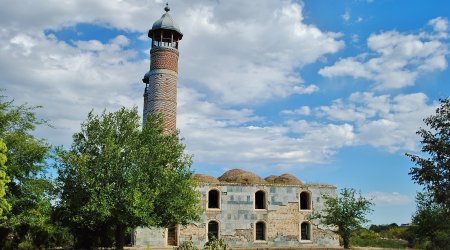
[204,236,228,250]
[176,240,199,250]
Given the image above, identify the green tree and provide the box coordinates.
[407,98,450,208]
[0,139,11,220]
[0,95,58,249]
[312,188,373,249]
[55,107,201,250]
[408,192,450,249]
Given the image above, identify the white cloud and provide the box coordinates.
[280,106,311,116]
[1,30,144,146]
[179,1,344,104]
[315,92,437,152]
[367,192,414,205]
[319,18,449,90]
[177,88,355,168]
[342,9,350,22]
[429,17,448,32]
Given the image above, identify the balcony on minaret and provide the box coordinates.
[148,3,183,50]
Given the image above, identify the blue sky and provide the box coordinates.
[1,0,449,225]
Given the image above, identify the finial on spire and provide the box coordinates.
[164,3,170,12]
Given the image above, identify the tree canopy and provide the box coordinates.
[313,188,373,249]
[409,192,450,249]
[54,107,201,249]
[0,95,58,249]
[407,98,450,209]
[0,139,11,221]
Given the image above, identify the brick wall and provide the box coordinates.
[144,47,179,132]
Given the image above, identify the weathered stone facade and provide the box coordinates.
[134,182,339,248]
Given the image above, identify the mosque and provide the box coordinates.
[133,5,339,249]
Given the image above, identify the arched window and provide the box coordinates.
[208,189,220,209]
[255,190,266,209]
[255,221,266,241]
[301,222,311,240]
[300,191,311,210]
[208,221,219,240]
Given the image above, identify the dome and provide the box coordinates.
[264,175,278,183]
[265,174,302,185]
[193,174,220,183]
[149,4,183,40]
[218,169,267,184]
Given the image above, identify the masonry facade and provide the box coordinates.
[134,176,339,248]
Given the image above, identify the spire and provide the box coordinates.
[164,3,170,12]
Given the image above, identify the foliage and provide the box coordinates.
[405,98,450,249]
[312,188,373,249]
[407,192,450,250]
[0,139,11,220]
[176,240,199,250]
[406,98,450,209]
[54,107,201,249]
[0,95,62,249]
[369,223,407,239]
[350,228,408,248]
[204,236,228,250]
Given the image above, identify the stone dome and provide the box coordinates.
[265,173,302,185]
[264,175,278,183]
[218,169,267,184]
[193,174,220,183]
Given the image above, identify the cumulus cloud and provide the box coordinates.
[280,106,311,116]
[1,30,144,146]
[177,87,355,168]
[429,17,449,32]
[179,1,343,104]
[319,17,449,90]
[314,92,437,151]
[367,192,414,205]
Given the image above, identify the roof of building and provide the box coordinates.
[193,169,306,186]
[266,173,302,185]
[149,4,183,38]
[218,169,268,184]
[193,174,220,183]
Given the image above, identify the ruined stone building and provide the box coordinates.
[134,5,339,249]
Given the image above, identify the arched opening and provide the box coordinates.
[255,221,266,241]
[208,189,220,209]
[301,222,311,240]
[208,221,219,241]
[255,190,266,209]
[300,192,311,210]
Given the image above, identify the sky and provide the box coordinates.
[1,0,449,225]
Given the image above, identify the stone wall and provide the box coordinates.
[134,183,339,248]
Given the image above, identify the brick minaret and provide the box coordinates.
[142,4,182,132]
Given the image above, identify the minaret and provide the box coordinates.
[142,3,182,132]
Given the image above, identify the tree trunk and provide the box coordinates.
[115,223,125,250]
[343,234,350,249]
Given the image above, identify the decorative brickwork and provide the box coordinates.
[150,47,179,73]
[144,47,179,132]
